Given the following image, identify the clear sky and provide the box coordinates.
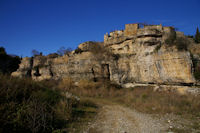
[0,0,200,57]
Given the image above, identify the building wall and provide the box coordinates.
[124,23,139,36]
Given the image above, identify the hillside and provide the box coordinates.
[1,23,200,133]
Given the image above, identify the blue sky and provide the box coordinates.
[0,0,200,57]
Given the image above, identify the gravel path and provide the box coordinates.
[84,104,169,133]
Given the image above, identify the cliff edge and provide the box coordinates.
[12,23,197,87]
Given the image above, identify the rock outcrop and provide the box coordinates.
[12,50,108,81]
[12,23,196,87]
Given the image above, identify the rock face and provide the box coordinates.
[12,23,196,86]
[12,51,107,81]
[11,57,33,77]
[110,49,194,86]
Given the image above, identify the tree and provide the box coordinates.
[195,27,200,43]
[65,47,72,56]
[0,47,6,55]
[0,47,21,74]
[31,49,40,57]
[57,47,72,56]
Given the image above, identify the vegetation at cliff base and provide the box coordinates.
[1,74,200,132]
[0,74,98,133]
[60,78,200,116]
[0,75,62,133]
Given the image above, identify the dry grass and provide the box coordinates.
[58,77,74,91]
[69,80,121,98]
[59,80,200,116]
[113,87,200,115]
[56,79,200,132]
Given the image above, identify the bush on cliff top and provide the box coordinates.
[165,33,189,51]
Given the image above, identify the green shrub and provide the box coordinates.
[191,57,200,80]
[175,36,189,51]
[0,74,73,133]
[74,48,83,54]
[154,44,161,52]
[165,35,189,51]
[194,69,200,80]
[165,29,176,46]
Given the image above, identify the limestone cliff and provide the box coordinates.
[12,50,108,81]
[12,23,196,86]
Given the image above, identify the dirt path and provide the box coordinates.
[83,103,169,133]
